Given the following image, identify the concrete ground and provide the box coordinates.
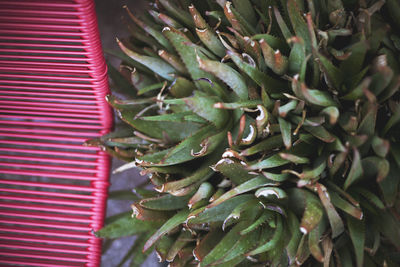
[95,0,161,266]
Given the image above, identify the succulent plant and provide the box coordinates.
[92,0,400,266]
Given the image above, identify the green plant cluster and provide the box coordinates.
[91,0,400,266]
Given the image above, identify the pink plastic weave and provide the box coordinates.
[0,0,112,266]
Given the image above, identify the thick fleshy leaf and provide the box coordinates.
[197,57,248,99]
[213,158,256,185]
[193,229,225,262]
[371,136,390,158]
[96,212,159,239]
[155,235,175,261]
[379,165,399,207]
[362,156,390,183]
[128,68,154,92]
[107,63,136,97]
[188,194,254,224]
[329,190,363,220]
[207,176,276,209]
[185,92,229,129]
[289,41,306,75]
[289,188,324,235]
[287,0,311,53]
[188,182,214,209]
[105,49,153,75]
[300,85,337,107]
[317,52,343,90]
[346,215,365,267]
[341,77,371,101]
[222,199,260,230]
[158,50,188,75]
[308,220,325,262]
[382,103,400,135]
[316,183,344,238]
[241,135,283,156]
[273,6,292,41]
[343,148,363,190]
[247,216,283,255]
[163,27,227,98]
[248,154,290,170]
[158,0,194,28]
[240,210,274,235]
[118,109,202,143]
[168,77,195,98]
[252,34,289,54]
[279,153,309,164]
[188,5,226,57]
[232,0,257,27]
[259,39,288,75]
[141,112,201,123]
[143,209,190,252]
[303,124,336,143]
[340,40,368,82]
[117,39,176,81]
[131,203,174,221]
[159,164,213,194]
[125,8,173,52]
[225,2,256,36]
[353,187,384,210]
[262,172,290,182]
[295,234,311,265]
[227,50,286,93]
[139,194,191,211]
[216,228,260,264]
[278,100,298,117]
[137,126,211,165]
[370,64,394,96]
[278,117,292,149]
[166,231,193,262]
[137,82,164,95]
[284,155,326,180]
[200,221,249,266]
[214,99,262,109]
[320,106,339,124]
[255,187,287,199]
[286,211,302,265]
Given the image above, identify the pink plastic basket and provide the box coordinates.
[0,0,112,266]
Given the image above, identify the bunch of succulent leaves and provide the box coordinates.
[91,0,400,266]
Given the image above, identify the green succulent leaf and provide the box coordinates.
[118,109,202,143]
[138,125,221,166]
[200,221,249,266]
[143,208,190,252]
[188,194,254,224]
[207,176,276,208]
[185,92,229,129]
[197,57,248,99]
[96,212,160,239]
[287,0,311,53]
[347,215,365,267]
[227,50,286,94]
[248,153,290,170]
[247,215,284,255]
[344,148,363,190]
[213,158,256,185]
[139,194,192,211]
[117,39,176,81]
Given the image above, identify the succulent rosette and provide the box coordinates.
[92,0,400,266]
